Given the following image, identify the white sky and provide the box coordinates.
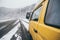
[0,0,40,8]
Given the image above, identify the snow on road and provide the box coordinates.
[0,20,20,40]
[0,0,42,40]
[0,19,29,40]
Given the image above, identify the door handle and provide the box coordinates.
[34,29,38,33]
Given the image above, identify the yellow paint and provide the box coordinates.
[29,0,60,40]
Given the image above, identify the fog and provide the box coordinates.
[0,0,40,8]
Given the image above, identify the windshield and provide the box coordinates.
[45,0,60,28]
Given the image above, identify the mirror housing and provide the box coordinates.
[26,12,31,19]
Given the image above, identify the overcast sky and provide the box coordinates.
[0,0,41,8]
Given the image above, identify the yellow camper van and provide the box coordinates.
[26,0,60,40]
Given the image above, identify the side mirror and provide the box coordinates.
[26,12,31,19]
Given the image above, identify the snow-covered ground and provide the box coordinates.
[0,19,29,40]
[0,20,20,40]
[0,0,42,40]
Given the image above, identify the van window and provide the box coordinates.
[45,0,60,28]
[32,7,42,21]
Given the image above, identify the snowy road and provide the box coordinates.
[0,1,35,40]
[0,19,29,40]
[0,19,20,40]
